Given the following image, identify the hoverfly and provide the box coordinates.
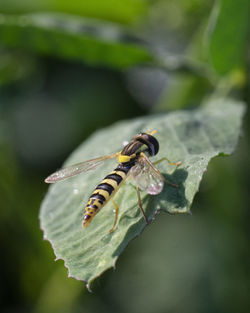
[45,131,181,233]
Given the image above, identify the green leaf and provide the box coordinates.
[40,98,245,288]
[0,49,37,86]
[156,73,211,111]
[206,0,249,75]
[0,0,147,25]
[0,13,153,69]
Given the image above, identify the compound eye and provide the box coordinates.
[134,133,159,156]
[146,135,159,156]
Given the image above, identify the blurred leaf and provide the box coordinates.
[0,13,153,69]
[0,0,148,24]
[206,0,249,75]
[156,73,211,110]
[40,98,245,287]
[0,48,36,86]
[35,266,82,313]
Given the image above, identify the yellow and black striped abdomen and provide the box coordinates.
[82,166,130,227]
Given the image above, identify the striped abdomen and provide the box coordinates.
[82,164,131,227]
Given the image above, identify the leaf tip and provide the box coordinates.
[86,283,93,293]
[44,175,56,183]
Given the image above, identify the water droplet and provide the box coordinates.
[73,188,79,195]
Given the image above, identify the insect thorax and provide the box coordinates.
[121,133,159,158]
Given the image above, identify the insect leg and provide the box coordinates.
[136,186,149,224]
[163,178,178,188]
[153,157,182,167]
[109,200,120,233]
[153,157,181,188]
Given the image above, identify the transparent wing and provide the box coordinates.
[45,152,119,183]
[130,153,164,195]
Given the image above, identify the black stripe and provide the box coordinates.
[90,193,106,203]
[88,204,99,210]
[115,164,132,174]
[84,214,91,221]
[96,183,114,195]
[105,173,123,185]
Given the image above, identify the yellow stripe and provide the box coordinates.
[110,170,127,179]
[101,179,118,189]
[92,189,110,200]
[87,199,102,208]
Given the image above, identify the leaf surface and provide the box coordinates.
[0,0,147,25]
[206,0,249,75]
[40,98,245,287]
[0,13,153,69]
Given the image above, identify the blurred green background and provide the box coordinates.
[0,0,249,312]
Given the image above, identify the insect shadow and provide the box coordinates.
[156,168,189,211]
[112,167,189,257]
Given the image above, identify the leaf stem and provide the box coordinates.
[152,55,218,85]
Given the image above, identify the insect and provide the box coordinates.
[45,131,181,233]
